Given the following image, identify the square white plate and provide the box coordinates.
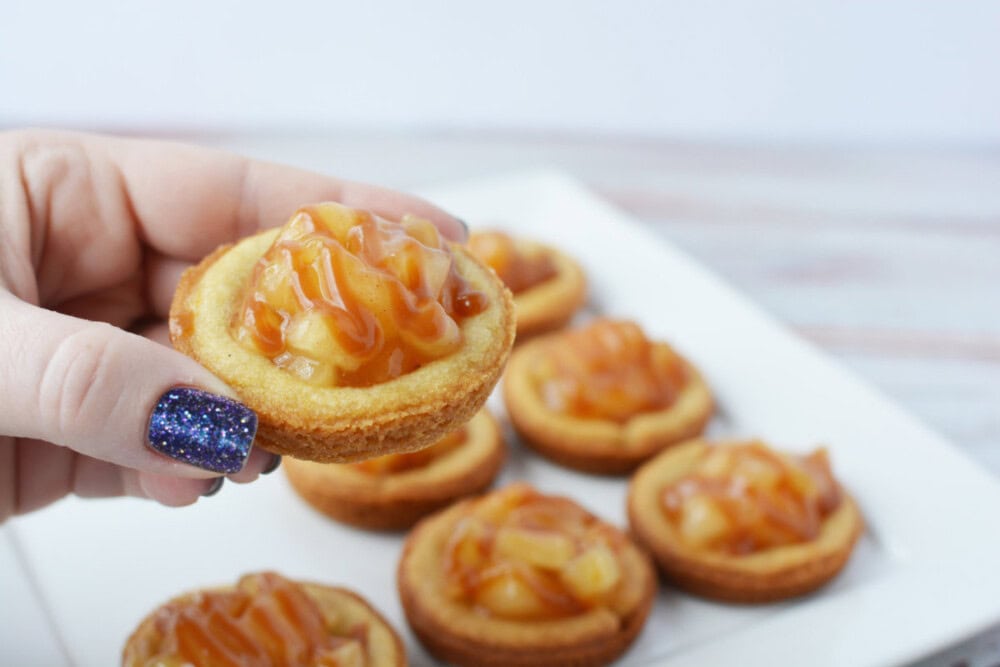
[8,170,1000,666]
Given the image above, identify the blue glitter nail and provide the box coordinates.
[147,387,257,474]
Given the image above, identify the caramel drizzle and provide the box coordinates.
[147,572,369,667]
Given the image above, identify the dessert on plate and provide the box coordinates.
[284,409,506,530]
[170,203,516,463]
[627,438,863,602]
[122,571,406,666]
[398,483,656,667]
[504,318,713,474]
[467,230,586,338]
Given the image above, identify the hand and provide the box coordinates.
[0,129,466,522]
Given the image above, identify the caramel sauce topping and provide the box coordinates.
[443,483,626,620]
[466,231,557,294]
[350,426,468,475]
[533,319,688,422]
[660,442,843,556]
[232,203,487,387]
[141,572,370,667]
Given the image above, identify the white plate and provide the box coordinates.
[8,170,1000,666]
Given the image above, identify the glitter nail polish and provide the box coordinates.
[147,387,257,474]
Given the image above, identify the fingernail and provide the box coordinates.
[147,387,257,474]
[262,454,282,475]
[455,218,469,241]
[202,477,225,497]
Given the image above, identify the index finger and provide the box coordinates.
[103,135,467,260]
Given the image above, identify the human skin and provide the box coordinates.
[0,129,465,522]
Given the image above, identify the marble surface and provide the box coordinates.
[5,132,998,666]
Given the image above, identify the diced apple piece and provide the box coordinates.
[448,518,488,570]
[284,355,336,386]
[285,311,362,375]
[735,456,782,490]
[380,243,421,290]
[785,463,818,498]
[328,248,393,331]
[679,495,730,548]
[475,571,548,619]
[473,486,529,523]
[420,249,454,299]
[285,311,336,360]
[450,537,485,571]
[398,306,461,358]
[381,241,452,300]
[699,448,733,478]
[143,657,190,667]
[316,640,365,667]
[560,545,621,601]
[311,203,368,242]
[494,527,575,570]
[281,209,318,241]
[401,215,443,248]
[258,259,295,299]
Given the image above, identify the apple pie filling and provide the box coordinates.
[660,441,842,555]
[233,203,487,387]
[443,484,627,620]
[532,319,688,422]
[133,572,372,667]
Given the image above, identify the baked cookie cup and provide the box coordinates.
[284,409,506,530]
[398,484,656,667]
[468,231,587,339]
[504,321,713,475]
[122,571,406,666]
[627,439,863,603]
[170,209,515,463]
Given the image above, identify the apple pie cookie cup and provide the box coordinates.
[283,409,506,530]
[398,484,656,667]
[504,321,713,475]
[170,213,515,464]
[628,439,863,603]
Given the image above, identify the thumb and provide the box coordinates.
[1,294,257,477]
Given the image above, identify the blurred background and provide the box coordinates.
[3,0,999,142]
[2,2,999,663]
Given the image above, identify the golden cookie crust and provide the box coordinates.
[397,493,657,667]
[503,334,713,474]
[170,228,516,463]
[505,238,587,339]
[627,439,864,603]
[122,576,406,667]
[283,409,506,531]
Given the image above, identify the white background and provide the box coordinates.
[2,0,999,143]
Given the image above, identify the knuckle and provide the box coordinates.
[37,325,120,443]
[19,137,92,208]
